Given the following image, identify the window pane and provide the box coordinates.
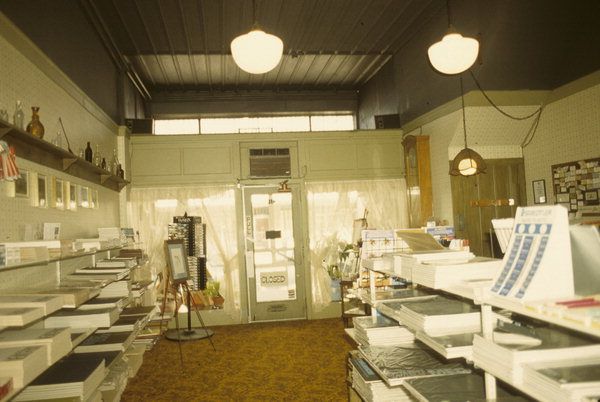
[154,119,199,135]
[310,115,355,131]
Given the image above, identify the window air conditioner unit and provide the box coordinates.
[248,148,291,177]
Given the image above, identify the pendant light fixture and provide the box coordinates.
[230,0,283,74]
[428,0,479,75]
[449,75,486,176]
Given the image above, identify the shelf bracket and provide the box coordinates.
[100,174,111,184]
[62,158,77,171]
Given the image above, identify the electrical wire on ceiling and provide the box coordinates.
[467,70,546,149]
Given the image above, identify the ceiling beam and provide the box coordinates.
[196,0,213,91]
[157,0,185,88]
[177,0,200,86]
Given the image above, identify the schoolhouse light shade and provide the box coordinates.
[231,29,283,74]
[449,147,487,176]
[428,30,479,75]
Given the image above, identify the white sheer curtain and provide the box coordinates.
[306,179,409,311]
[128,185,240,321]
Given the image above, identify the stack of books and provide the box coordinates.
[392,296,481,335]
[74,331,135,353]
[473,322,600,384]
[0,295,63,315]
[119,305,158,329]
[0,346,47,389]
[0,327,72,365]
[522,358,600,402]
[411,257,501,289]
[99,280,131,298]
[0,307,45,327]
[403,372,527,401]
[98,315,141,333]
[44,306,120,329]
[13,353,106,401]
[415,331,478,359]
[358,343,471,386]
[352,315,415,346]
[350,355,415,401]
[70,328,97,348]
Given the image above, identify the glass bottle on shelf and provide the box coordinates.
[26,106,45,139]
[13,100,24,130]
[84,142,93,162]
[93,144,102,167]
[110,148,119,175]
[101,157,107,170]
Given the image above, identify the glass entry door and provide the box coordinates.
[243,185,306,322]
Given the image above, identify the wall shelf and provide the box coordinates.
[0,119,128,192]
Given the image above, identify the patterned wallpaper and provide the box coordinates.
[0,25,120,242]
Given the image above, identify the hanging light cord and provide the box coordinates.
[468,70,541,120]
[460,74,468,148]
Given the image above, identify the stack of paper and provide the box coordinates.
[15,287,99,308]
[133,326,162,350]
[358,343,471,386]
[69,268,127,282]
[411,257,501,289]
[361,257,394,273]
[0,346,47,389]
[415,331,477,359]
[350,355,415,402]
[390,249,474,281]
[96,257,137,269]
[352,315,415,346]
[70,328,97,348]
[359,288,435,306]
[473,323,600,384]
[78,296,130,311]
[123,344,145,378]
[13,353,106,401]
[98,355,129,402]
[392,296,481,335]
[119,305,157,329]
[44,307,120,329]
[97,316,141,333]
[74,331,135,353]
[0,327,72,365]
[522,358,600,402]
[0,307,45,327]
[97,227,121,241]
[404,372,528,401]
[99,280,131,298]
[0,295,63,315]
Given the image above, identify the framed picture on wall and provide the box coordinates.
[53,178,64,209]
[37,174,47,207]
[14,169,29,197]
[68,182,77,210]
[532,179,546,204]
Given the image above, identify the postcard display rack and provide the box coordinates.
[348,206,600,402]
[168,215,207,291]
[0,244,160,402]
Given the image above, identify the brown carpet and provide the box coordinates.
[121,318,353,402]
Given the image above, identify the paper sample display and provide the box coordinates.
[488,205,574,303]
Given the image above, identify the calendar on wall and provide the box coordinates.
[551,157,600,212]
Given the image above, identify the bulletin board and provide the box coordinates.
[551,157,600,212]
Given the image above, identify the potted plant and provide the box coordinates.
[205,280,224,309]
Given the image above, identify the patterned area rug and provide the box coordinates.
[121,318,353,401]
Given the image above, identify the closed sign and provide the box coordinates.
[260,271,288,287]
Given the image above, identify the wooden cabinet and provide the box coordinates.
[0,120,128,192]
[402,135,432,227]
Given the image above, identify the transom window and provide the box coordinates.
[153,114,355,135]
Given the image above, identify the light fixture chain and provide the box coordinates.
[460,74,468,148]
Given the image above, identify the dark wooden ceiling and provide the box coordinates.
[80,0,441,94]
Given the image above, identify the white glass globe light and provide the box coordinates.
[428,32,479,75]
[457,157,478,176]
[231,29,283,74]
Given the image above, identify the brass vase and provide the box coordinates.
[26,106,45,139]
